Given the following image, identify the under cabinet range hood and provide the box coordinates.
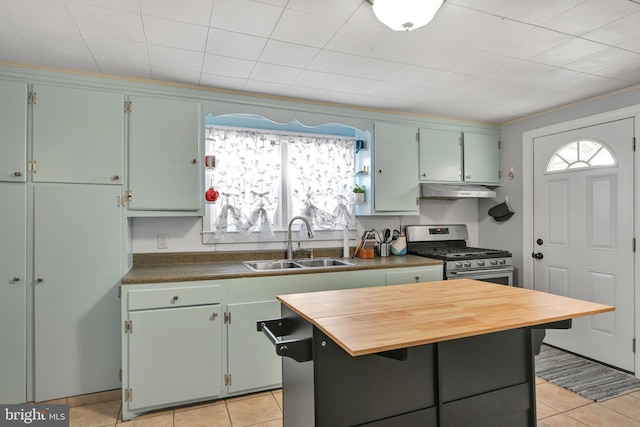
[420,184,496,199]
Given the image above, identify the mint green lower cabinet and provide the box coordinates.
[121,283,222,421]
[385,265,443,285]
[224,269,398,396]
[120,266,444,420]
[227,300,282,394]
[127,305,221,410]
[0,184,27,403]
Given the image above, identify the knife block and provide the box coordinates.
[356,247,374,258]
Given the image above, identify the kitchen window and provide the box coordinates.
[546,139,615,172]
[202,124,357,241]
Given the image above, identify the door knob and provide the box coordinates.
[536,239,544,245]
[532,252,544,260]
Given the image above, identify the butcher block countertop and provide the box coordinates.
[277,279,614,357]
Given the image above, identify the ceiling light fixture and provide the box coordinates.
[367,0,444,32]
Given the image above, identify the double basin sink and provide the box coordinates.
[244,258,353,272]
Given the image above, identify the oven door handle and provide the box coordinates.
[449,267,514,276]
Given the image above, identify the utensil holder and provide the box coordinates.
[378,243,390,257]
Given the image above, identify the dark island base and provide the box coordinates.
[278,306,560,427]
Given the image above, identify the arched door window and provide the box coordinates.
[546,139,616,172]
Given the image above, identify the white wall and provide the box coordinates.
[132,198,481,253]
[481,86,640,286]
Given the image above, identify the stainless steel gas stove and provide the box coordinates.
[405,224,514,286]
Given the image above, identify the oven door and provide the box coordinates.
[447,267,514,286]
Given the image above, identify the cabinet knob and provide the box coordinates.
[12,276,21,282]
[191,159,198,164]
[465,175,471,179]
[211,312,219,320]
[172,295,179,302]
[36,277,44,283]
[14,171,22,177]
[415,276,420,282]
[378,169,383,174]
[112,175,120,181]
[421,173,426,177]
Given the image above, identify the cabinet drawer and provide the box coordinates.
[128,285,220,310]
[385,266,443,285]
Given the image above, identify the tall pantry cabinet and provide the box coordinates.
[0,80,125,402]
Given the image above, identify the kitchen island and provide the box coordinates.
[259,279,614,427]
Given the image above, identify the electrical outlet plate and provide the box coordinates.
[157,233,169,249]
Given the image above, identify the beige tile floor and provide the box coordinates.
[48,379,640,426]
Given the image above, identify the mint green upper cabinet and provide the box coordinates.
[419,128,501,185]
[31,85,124,184]
[0,81,27,182]
[462,132,501,184]
[418,128,461,182]
[127,94,202,214]
[0,184,27,403]
[373,122,419,213]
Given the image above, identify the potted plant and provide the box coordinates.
[353,184,365,203]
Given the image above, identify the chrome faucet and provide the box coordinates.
[287,216,314,260]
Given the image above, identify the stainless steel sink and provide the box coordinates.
[244,260,303,271]
[243,258,353,272]
[295,258,353,268]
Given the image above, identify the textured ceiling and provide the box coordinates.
[2,0,640,124]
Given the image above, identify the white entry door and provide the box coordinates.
[533,118,635,372]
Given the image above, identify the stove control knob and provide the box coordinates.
[490,259,498,266]
[498,259,506,265]
[463,261,472,268]
[477,260,485,267]
[455,262,463,268]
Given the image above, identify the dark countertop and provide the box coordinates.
[121,250,443,285]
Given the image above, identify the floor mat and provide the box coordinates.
[535,344,640,401]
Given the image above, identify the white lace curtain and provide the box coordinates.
[205,126,356,238]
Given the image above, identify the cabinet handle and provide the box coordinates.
[112,175,120,181]
[172,296,179,302]
[36,277,44,283]
[14,172,22,177]
[191,159,198,164]
[13,276,21,282]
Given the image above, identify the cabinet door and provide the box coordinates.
[462,132,500,184]
[0,184,27,403]
[418,128,461,182]
[127,94,202,212]
[127,304,221,411]
[33,184,123,401]
[227,300,282,394]
[373,122,419,213]
[31,85,124,184]
[0,81,27,182]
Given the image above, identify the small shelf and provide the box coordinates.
[356,171,369,175]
